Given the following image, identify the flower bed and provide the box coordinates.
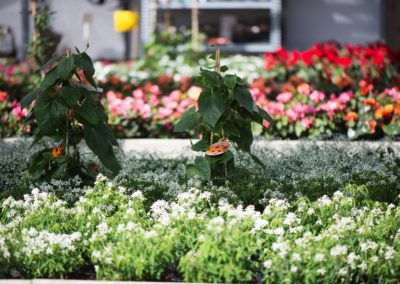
[1,42,400,139]
[1,141,400,282]
[0,177,399,282]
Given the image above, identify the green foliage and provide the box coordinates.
[0,180,399,281]
[174,57,272,180]
[23,48,121,183]
[27,0,60,65]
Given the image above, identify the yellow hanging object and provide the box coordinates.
[114,10,138,32]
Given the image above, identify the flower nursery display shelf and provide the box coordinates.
[141,0,282,53]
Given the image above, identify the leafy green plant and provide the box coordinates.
[28,0,60,65]
[21,47,121,183]
[174,50,272,180]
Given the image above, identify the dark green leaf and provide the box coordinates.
[60,86,81,107]
[200,68,221,87]
[198,89,226,127]
[223,74,237,89]
[191,139,209,152]
[257,106,273,123]
[57,56,75,80]
[76,101,99,125]
[249,153,265,169]
[41,68,59,88]
[233,86,257,113]
[230,123,253,152]
[21,88,41,109]
[34,91,68,135]
[194,156,211,180]
[220,65,228,72]
[40,54,62,70]
[186,164,198,178]
[84,124,121,174]
[174,106,201,132]
[222,120,240,137]
[74,52,96,87]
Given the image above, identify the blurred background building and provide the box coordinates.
[0,0,399,61]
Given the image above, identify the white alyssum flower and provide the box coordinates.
[330,245,347,257]
[263,260,272,269]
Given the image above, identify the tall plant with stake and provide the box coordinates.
[174,49,272,180]
[21,47,121,182]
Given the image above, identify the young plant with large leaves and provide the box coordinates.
[174,59,272,180]
[21,48,121,182]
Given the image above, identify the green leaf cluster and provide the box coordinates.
[174,64,272,180]
[23,48,121,182]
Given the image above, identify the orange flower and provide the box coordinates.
[90,162,100,172]
[363,98,375,106]
[394,106,400,116]
[344,111,358,121]
[51,147,63,158]
[297,83,313,95]
[382,104,394,117]
[368,120,377,133]
[374,109,383,120]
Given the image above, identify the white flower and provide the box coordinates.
[330,245,347,257]
[284,212,299,226]
[317,268,326,275]
[118,186,127,194]
[314,253,325,262]
[358,262,367,270]
[292,253,301,261]
[263,260,272,269]
[131,190,144,201]
[254,219,269,231]
[347,252,359,266]
[290,266,298,273]
[338,267,348,276]
[384,246,395,260]
[307,208,315,215]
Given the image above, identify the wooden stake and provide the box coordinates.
[214,48,220,73]
[31,0,38,41]
[191,0,199,51]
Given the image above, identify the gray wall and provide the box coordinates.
[0,0,387,59]
[284,0,384,50]
[49,0,125,60]
[0,0,24,58]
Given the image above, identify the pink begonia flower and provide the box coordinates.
[318,100,339,116]
[170,90,182,101]
[11,101,28,120]
[384,87,400,100]
[263,120,270,128]
[293,102,306,115]
[165,101,178,109]
[337,91,353,104]
[6,66,14,76]
[149,84,161,96]
[187,86,202,101]
[140,104,151,119]
[149,95,159,106]
[106,90,118,101]
[286,108,299,122]
[301,117,314,129]
[133,88,145,100]
[158,107,173,118]
[0,91,8,103]
[276,92,293,104]
[309,90,325,103]
[266,102,285,116]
